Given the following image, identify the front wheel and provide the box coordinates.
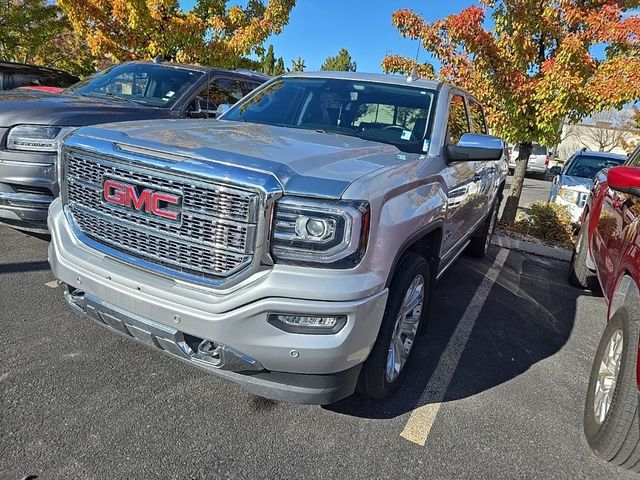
[568,218,598,290]
[584,307,640,471]
[357,253,430,399]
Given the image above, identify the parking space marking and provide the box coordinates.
[400,248,509,446]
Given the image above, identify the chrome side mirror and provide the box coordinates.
[447,133,505,162]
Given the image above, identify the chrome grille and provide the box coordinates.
[63,148,260,281]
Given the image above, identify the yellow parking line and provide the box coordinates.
[400,248,509,446]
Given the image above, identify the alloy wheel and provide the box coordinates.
[594,329,624,424]
[386,274,425,383]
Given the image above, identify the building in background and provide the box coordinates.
[554,110,639,163]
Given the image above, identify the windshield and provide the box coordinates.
[223,77,437,154]
[566,155,626,178]
[68,63,203,108]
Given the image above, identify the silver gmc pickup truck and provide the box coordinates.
[48,72,507,404]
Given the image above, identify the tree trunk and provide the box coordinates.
[500,141,532,225]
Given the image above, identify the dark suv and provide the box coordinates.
[0,61,268,233]
[0,62,79,91]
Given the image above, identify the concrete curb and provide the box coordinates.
[491,234,572,262]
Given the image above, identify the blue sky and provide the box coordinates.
[179,0,478,72]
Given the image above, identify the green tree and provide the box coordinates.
[0,0,95,76]
[291,57,305,72]
[321,48,356,72]
[273,56,285,76]
[261,44,276,75]
[384,2,640,224]
[59,0,297,68]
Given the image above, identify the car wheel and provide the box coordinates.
[467,200,499,258]
[357,252,429,400]
[584,307,640,471]
[568,218,599,290]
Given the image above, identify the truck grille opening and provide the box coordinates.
[62,148,260,282]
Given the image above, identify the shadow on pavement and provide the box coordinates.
[327,247,586,419]
[0,261,51,274]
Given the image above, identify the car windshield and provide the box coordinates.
[223,77,437,154]
[68,63,203,108]
[566,155,626,178]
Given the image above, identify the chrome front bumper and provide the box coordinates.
[63,286,361,404]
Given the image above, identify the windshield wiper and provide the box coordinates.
[88,92,144,106]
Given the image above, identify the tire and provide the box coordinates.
[568,218,598,290]
[467,200,499,258]
[584,307,640,471]
[357,252,430,400]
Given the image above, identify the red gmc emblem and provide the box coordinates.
[103,179,181,221]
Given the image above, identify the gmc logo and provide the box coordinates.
[103,179,181,221]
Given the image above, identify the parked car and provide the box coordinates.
[0,61,268,233]
[508,143,549,177]
[568,147,640,472]
[550,150,627,223]
[0,61,78,91]
[48,72,507,404]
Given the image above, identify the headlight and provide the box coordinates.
[271,197,370,267]
[7,125,77,152]
[558,187,580,204]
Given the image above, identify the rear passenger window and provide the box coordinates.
[469,101,487,134]
[447,95,469,144]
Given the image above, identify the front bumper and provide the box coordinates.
[0,148,57,233]
[551,195,586,224]
[48,199,389,404]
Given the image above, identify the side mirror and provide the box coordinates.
[607,166,640,195]
[216,103,232,118]
[549,166,562,175]
[446,133,504,162]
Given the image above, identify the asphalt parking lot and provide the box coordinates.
[501,172,554,218]
[1,224,636,480]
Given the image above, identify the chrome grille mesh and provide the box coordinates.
[63,148,259,280]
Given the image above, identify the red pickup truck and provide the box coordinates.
[569,153,640,472]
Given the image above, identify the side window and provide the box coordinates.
[200,78,244,111]
[242,81,261,96]
[469,100,487,134]
[627,146,640,167]
[447,94,470,144]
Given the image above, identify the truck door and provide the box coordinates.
[441,93,483,257]
[593,147,640,297]
[468,98,495,212]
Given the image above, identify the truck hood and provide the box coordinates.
[558,175,592,191]
[72,119,408,198]
[0,89,168,127]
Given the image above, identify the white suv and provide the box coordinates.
[508,144,549,177]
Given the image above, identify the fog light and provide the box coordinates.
[268,313,347,334]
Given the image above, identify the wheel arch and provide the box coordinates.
[609,273,640,322]
[385,222,443,288]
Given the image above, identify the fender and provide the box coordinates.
[385,220,444,288]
